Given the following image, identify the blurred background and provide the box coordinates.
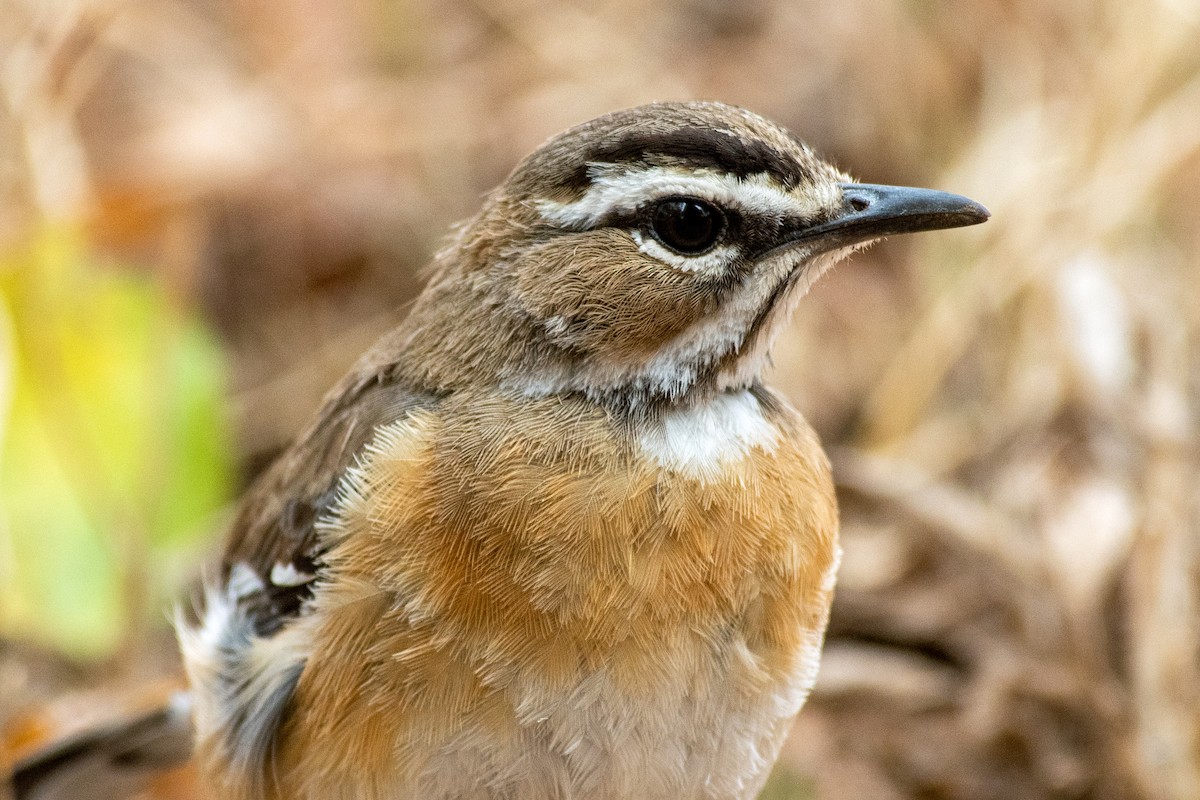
[1,0,1198,798]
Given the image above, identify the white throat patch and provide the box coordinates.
[637,389,779,482]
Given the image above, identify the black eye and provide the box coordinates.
[650,198,725,255]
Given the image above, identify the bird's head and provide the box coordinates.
[398,101,988,406]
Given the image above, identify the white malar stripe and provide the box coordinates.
[714,246,855,393]
[512,243,846,403]
[536,166,839,231]
[638,389,779,482]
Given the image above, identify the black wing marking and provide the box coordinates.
[218,373,439,637]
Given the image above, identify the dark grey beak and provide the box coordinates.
[792,183,989,252]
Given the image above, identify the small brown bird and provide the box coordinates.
[9,101,987,800]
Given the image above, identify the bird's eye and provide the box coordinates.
[650,198,725,255]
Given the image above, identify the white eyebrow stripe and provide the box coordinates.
[535,166,837,229]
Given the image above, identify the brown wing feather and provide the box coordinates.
[219,352,439,634]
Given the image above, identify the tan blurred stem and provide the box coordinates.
[857,67,1200,455]
[1128,312,1200,800]
[1,2,117,222]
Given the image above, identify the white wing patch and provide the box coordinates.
[178,564,309,796]
[270,561,316,587]
[225,561,264,596]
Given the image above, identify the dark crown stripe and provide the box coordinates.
[571,126,806,190]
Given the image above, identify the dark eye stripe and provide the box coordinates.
[553,191,808,269]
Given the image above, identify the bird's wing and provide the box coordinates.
[217,366,439,636]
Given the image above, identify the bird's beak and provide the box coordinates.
[782,183,990,254]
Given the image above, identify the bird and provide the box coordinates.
[7,100,987,800]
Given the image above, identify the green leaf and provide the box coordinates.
[759,765,818,800]
[0,228,234,658]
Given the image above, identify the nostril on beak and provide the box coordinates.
[847,196,870,212]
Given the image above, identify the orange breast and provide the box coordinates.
[277,390,838,799]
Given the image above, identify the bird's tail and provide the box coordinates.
[5,692,193,800]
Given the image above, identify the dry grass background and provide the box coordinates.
[2,0,1199,798]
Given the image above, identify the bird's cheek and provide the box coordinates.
[512,234,716,357]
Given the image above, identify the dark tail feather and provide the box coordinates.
[7,693,193,800]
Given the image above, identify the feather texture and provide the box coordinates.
[266,391,837,799]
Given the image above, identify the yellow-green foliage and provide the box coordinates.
[0,229,233,658]
[759,768,816,800]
